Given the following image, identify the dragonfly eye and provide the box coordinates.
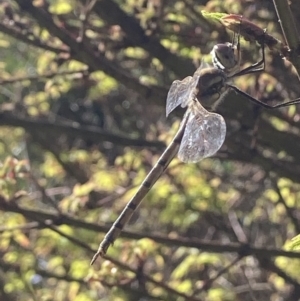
[211,43,237,70]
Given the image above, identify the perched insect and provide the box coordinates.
[91,41,300,264]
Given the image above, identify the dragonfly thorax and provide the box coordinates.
[196,67,227,106]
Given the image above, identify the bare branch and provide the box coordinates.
[272,0,300,77]
[0,112,165,149]
[0,22,69,54]
[14,0,167,103]
[0,69,88,85]
[89,0,195,77]
[1,196,300,260]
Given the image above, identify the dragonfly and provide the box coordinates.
[91,40,300,265]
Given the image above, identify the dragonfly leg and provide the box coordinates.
[232,30,241,70]
[229,84,300,109]
[231,30,266,78]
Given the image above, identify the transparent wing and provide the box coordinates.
[195,60,211,74]
[178,104,226,163]
[166,76,193,117]
[166,61,211,117]
[166,61,210,116]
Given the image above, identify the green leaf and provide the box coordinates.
[286,234,300,251]
[49,0,75,15]
[201,11,228,22]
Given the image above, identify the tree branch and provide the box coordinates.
[0,22,69,54]
[0,69,88,85]
[89,0,195,77]
[1,196,300,260]
[0,112,165,149]
[14,0,168,103]
[272,0,300,77]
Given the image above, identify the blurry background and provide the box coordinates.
[1,0,300,300]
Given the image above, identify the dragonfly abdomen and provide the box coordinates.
[90,116,189,263]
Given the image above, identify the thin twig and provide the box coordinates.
[259,257,300,293]
[0,69,88,85]
[0,112,165,149]
[0,258,86,284]
[29,173,61,212]
[104,254,203,301]
[88,0,195,77]
[0,23,69,54]
[14,0,168,104]
[0,221,39,233]
[270,175,300,233]
[35,221,204,301]
[272,0,300,78]
[200,256,243,292]
[228,210,248,243]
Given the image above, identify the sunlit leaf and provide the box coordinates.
[201,11,228,22]
[49,0,75,15]
[285,234,300,251]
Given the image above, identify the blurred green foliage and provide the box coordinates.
[1,0,300,301]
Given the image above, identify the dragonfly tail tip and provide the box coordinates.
[90,253,99,265]
[90,248,106,265]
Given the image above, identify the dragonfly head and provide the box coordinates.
[196,68,227,106]
[211,43,239,71]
